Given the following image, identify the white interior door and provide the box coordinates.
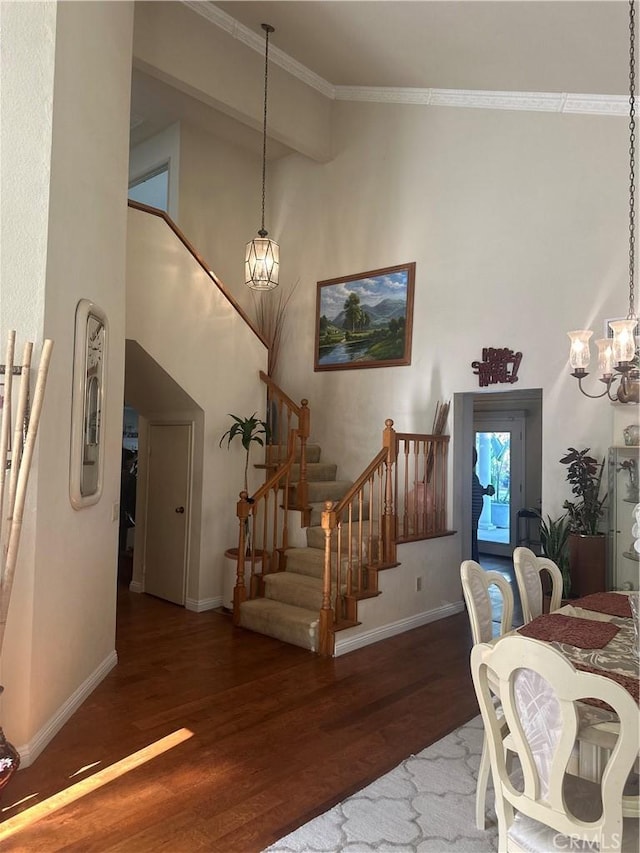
[474,414,525,558]
[144,422,191,604]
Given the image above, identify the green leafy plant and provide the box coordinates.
[219,413,268,492]
[560,447,607,536]
[530,511,571,597]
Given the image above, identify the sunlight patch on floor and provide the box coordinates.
[0,728,193,841]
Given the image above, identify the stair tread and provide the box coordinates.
[240,597,319,624]
[265,572,322,589]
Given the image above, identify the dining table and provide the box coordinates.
[512,590,639,811]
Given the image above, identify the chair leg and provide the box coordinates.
[476,732,491,830]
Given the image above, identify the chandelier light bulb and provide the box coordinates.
[567,330,593,370]
[595,338,614,378]
[609,317,638,364]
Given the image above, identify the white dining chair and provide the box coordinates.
[471,634,639,852]
[460,560,514,829]
[513,545,563,624]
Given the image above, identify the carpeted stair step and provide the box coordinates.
[308,499,370,527]
[305,520,379,553]
[290,479,353,505]
[238,598,318,652]
[264,571,325,611]
[289,462,338,482]
[284,546,349,580]
[267,443,322,464]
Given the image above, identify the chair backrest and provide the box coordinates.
[471,635,638,851]
[460,560,514,644]
[513,546,563,624]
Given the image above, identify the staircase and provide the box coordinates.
[239,442,356,652]
[228,375,452,657]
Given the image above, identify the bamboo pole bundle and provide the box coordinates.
[0,332,16,549]
[0,338,53,656]
[3,342,32,561]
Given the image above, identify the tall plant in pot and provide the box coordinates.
[219,413,269,611]
[560,447,607,597]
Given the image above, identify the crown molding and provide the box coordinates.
[183,2,627,118]
[335,87,628,116]
[182,1,334,98]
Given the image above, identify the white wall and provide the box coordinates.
[265,102,626,636]
[126,207,268,606]
[0,0,134,760]
[274,102,624,507]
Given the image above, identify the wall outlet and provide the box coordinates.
[416,576,422,592]
[112,501,120,523]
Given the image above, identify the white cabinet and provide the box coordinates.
[607,445,640,590]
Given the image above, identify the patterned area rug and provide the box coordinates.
[263,716,498,853]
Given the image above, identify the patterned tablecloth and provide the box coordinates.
[516,598,639,705]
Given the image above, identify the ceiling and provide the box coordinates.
[213,1,628,94]
[131,1,630,150]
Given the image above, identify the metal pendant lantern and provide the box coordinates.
[245,24,279,291]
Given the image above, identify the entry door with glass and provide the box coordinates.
[474,414,525,557]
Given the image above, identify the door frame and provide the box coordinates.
[454,388,543,564]
[142,419,193,605]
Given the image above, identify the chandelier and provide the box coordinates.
[567,0,639,404]
[245,23,280,291]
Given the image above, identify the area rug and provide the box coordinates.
[263,716,499,853]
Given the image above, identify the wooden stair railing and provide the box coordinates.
[230,376,310,624]
[259,370,310,520]
[318,420,455,657]
[394,431,453,542]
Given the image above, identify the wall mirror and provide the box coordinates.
[70,299,107,509]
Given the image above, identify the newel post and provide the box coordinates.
[233,490,251,625]
[382,419,397,564]
[318,500,336,657]
[295,399,310,512]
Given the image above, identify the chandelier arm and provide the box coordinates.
[572,374,616,400]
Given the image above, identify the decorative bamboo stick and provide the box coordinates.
[0,332,16,574]
[0,339,53,656]
[4,342,32,559]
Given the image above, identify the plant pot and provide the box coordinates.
[223,548,264,611]
[568,533,607,597]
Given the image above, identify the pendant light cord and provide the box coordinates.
[259,24,274,238]
[629,0,636,319]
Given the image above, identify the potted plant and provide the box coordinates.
[536,512,572,599]
[560,447,608,597]
[219,413,269,610]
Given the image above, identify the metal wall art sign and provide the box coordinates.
[472,347,522,387]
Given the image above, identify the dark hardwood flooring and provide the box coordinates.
[0,584,478,852]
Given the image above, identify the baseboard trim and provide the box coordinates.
[16,650,118,767]
[185,596,222,613]
[129,580,143,593]
[334,602,465,657]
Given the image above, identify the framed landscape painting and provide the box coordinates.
[314,262,415,371]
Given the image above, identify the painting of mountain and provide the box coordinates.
[314,262,416,371]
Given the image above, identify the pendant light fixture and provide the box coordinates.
[567,0,639,404]
[245,23,279,291]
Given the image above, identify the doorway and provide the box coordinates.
[143,422,192,605]
[454,388,543,566]
[474,413,525,558]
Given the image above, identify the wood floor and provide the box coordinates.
[0,585,478,852]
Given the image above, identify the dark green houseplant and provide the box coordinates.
[533,512,572,598]
[559,447,607,596]
[219,412,268,493]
